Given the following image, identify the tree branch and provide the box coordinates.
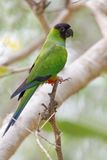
[2,37,45,66]
[86,0,107,37]
[38,80,63,160]
[0,38,107,159]
[26,0,50,33]
[50,115,63,160]
[0,67,29,78]
[42,80,63,160]
[1,0,83,66]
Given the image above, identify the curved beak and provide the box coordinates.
[65,28,73,38]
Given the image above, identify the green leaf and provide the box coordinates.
[44,120,107,141]
[0,66,11,77]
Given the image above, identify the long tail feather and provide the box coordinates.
[11,79,27,99]
[3,118,15,136]
[3,84,39,136]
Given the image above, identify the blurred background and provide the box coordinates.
[1,0,107,160]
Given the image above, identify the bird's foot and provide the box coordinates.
[41,103,49,120]
[42,100,58,111]
[57,76,71,84]
[41,99,57,120]
[47,77,71,86]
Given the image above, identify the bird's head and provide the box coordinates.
[54,23,73,39]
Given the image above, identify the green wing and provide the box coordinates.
[27,40,67,83]
[11,41,67,98]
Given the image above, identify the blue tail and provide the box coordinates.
[3,85,39,136]
[3,116,16,136]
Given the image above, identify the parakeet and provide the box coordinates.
[3,23,73,136]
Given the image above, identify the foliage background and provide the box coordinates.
[0,0,107,160]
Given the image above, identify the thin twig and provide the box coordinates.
[40,112,55,130]
[38,133,56,147]
[40,80,63,160]
[3,37,45,66]
[50,115,63,160]
[48,80,59,113]
[38,132,63,149]
[0,67,29,78]
[35,131,53,160]
[37,13,50,33]
[47,80,63,160]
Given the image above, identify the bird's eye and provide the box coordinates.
[60,27,65,32]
